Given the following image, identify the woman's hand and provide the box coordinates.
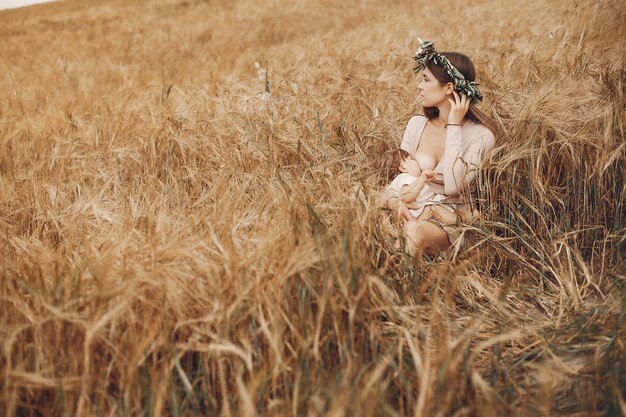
[397,200,417,222]
[447,91,470,125]
[420,169,436,182]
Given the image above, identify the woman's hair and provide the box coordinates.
[424,52,498,136]
[376,148,410,185]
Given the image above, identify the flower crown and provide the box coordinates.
[412,38,483,104]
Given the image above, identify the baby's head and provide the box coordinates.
[377,148,421,184]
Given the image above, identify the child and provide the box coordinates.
[377,148,439,219]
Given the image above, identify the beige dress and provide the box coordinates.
[400,115,496,247]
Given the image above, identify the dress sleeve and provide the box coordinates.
[442,125,495,197]
[400,116,423,156]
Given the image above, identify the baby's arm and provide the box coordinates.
[399,170,436,202]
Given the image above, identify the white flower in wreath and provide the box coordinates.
[415,36,425,56]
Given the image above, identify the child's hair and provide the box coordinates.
[376,148,409,185]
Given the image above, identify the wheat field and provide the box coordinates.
[0,0,624,416]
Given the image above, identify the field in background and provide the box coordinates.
[1,0,624,415]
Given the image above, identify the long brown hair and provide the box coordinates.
[423,52,498,137]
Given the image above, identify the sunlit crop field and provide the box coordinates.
[1,0,624,415]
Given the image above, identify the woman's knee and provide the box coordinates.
[401,220,423,253]
[409,220,451,256]
[403,219,419,235]
[404,220,427,239]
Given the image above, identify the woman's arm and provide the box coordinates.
[442,125,493,197]
[443,92,495,197]
[379,190,418,222]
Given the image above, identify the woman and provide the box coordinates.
[385,39,498,257]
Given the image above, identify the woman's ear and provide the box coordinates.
[398,162,407,173]
[445,82,455,95]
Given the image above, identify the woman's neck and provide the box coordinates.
[436,101,452,126]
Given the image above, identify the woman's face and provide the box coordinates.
[418,67,451,107]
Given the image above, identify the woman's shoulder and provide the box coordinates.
[410,114,428,122]
[464,119,495,143]
[406,114,428,130]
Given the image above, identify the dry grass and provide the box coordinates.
[0,0,624,415]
